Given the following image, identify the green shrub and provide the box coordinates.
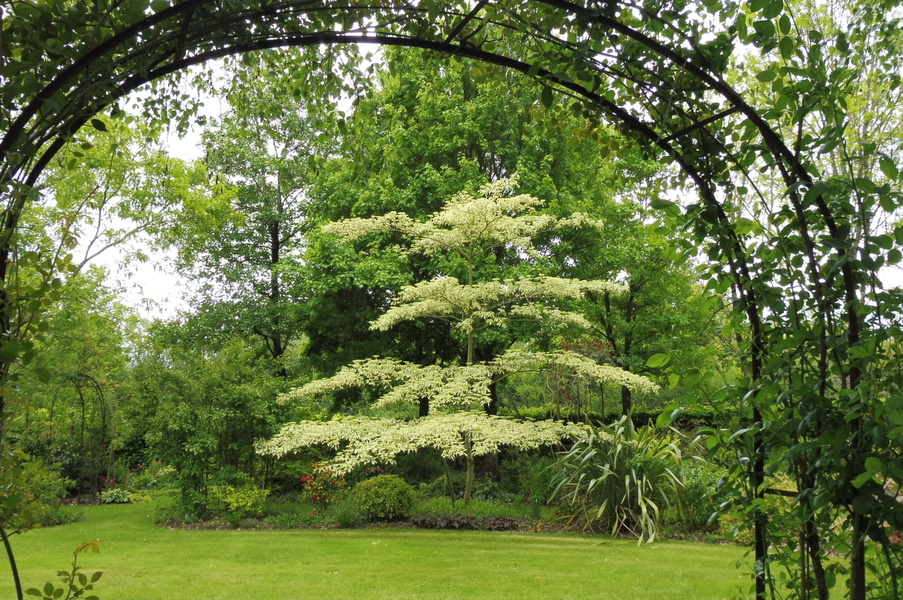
[299,467,346,507]
[221,485,270,518]
[679,461,725,531]
[499,451,556,504]
[0,450,73,532]
[352,475,416,522]
[127,461,175,490]
[417,472,465,500]
[99,488,132,504]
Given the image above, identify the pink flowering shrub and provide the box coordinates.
[300,466,346,506]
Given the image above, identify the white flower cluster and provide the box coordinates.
[370,276,626,333]
[320,179,605,266]
[279,349,658,411]
[494,350,660,394]
[256,412,588,473]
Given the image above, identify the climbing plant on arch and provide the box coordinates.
[1,1,901,598]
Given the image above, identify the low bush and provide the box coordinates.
[99,487,132,504]
[413,496,555,520]
[499,451,557,504]
[353,475,416,522]
[410,513,478,530]
[221,485,270,518]
[679,461,725,531]
[127,461,175,491]
[329,496,364,528]
[299,467,346,507]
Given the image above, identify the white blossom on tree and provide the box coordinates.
[279,350,657,411]
[257,412,590,502]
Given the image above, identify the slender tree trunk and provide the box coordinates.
[442,457,456,507]
[1,525,23,600]
[850,512,867,600]
[463,435,474,505]
[620,385,632,416]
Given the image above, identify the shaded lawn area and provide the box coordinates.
[2,503,748,599]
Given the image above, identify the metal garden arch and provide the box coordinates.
[2,2,898,599]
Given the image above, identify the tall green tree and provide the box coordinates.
[166,50,352,374]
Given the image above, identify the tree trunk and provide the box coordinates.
[1,525,23,600]
[850,512,867,600]
[463,435,474,504]
[620,385,632,416]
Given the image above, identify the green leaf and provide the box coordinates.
[756,69,776,82]
[851,493,875,512]
[34,367,52,383]
[646,353,671,368]
[851,472,873,489]
[649,197,677,211]
[879,156,899,180]
[656,411,673,427]
[90,118,107,132]
[753,20,776,39]
[778,14,792,35]
[864,456,884,474]
[540,85,554,108]
[0,339,23,361]
[894,225,903,246]
[779,36,794,59]
[874,234,894,250]
[764,0,784,18]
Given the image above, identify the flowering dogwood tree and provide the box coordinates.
[283,179,657,404]
[265,179,657,501]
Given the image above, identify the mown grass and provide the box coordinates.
[2,502,749,599]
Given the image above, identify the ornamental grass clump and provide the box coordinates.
[549,415,683,543]
[352,475,416,522]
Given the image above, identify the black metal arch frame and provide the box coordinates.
[0,2,877,598]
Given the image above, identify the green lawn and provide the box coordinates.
[2,503,748,599]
